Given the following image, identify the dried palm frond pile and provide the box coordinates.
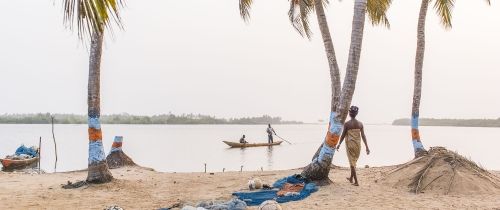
[381,147,500,194]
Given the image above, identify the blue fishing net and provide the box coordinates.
[15,145,38,157]
[232,174,318,206]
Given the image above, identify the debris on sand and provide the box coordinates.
[62,180,88,189]
[104,205,124,210]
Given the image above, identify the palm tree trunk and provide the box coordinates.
[302,0,368,181]
[310,0,343,162]
[411,0,429,158]
[87,32,113,183]
[315,0,342,110]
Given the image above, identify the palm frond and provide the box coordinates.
[239,0,253,22]
[366,0,392,28]
[433,0,454,28]
[288,0,315,39]
[63,0,124,40]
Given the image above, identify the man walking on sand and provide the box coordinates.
[266,124,277,144]
[336,106,370,186]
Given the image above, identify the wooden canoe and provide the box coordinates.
[0,157,39,171]
[223,141,283,148]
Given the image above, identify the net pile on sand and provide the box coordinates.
[381,147,500,194]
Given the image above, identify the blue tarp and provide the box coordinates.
[15,145,38,157]
[232,174,318,206]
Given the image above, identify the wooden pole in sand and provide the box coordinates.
[38,137,41,174]
[51,116,58,172]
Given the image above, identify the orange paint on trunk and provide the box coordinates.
[412,129,420,140]
[88,128,103,141]
[111,142,122,148]
[325,132,340,147]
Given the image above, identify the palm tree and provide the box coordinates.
[290,0,391,162]
[239,0,391,181]
[301,0,383,181]
[63,0,124,183]
[410,0,490,158]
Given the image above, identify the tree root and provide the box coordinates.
[62,180,88,189]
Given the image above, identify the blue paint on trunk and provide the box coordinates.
[114,136,123,142]
[411,114,419,129]
[110,148,121,153]
[316,143,335,163]
[88,117,101,129]
[412,140,424,152]
[329,112,342,134]
[89,141,106,164]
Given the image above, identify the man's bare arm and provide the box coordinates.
[360,124,370,155]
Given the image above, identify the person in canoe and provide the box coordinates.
[239,135,248,144]
[336,106,370,186]
[266,124,277,143]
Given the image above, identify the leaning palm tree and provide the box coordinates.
[301,0,392,181]
[410,0,490,158]
[63,0,124,183]
[289,0,390,162]
[239,0,391,181]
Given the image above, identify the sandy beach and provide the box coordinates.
[1,166,499,210]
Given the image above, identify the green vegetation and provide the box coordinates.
[0,113,302,125]
[393,118,500,127]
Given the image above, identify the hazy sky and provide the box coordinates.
[1,1,499,123]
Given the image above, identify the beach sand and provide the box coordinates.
[1,166,499,209]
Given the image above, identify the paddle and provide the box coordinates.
[274,134,292,145]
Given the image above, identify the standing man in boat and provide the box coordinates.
[266,124,277,143]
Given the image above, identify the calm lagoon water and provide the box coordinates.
[0,124,499,172]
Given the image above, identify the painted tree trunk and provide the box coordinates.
[106,136,136,169]
[302,0,368,181]
[310,0,343,162]
[411,0,429,158]
[87,32,113,183]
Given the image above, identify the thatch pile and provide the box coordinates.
[381,147,500,194]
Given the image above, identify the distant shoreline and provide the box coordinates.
[393,118,500,128]
[0,113,303,125]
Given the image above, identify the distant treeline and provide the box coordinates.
[0,113,302,125]
[392,118,500,127]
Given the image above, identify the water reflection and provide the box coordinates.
[267,146,273,170]
[239,147,246,165]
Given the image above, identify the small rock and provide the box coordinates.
[104,205,124,210]
[259,200,282,210]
